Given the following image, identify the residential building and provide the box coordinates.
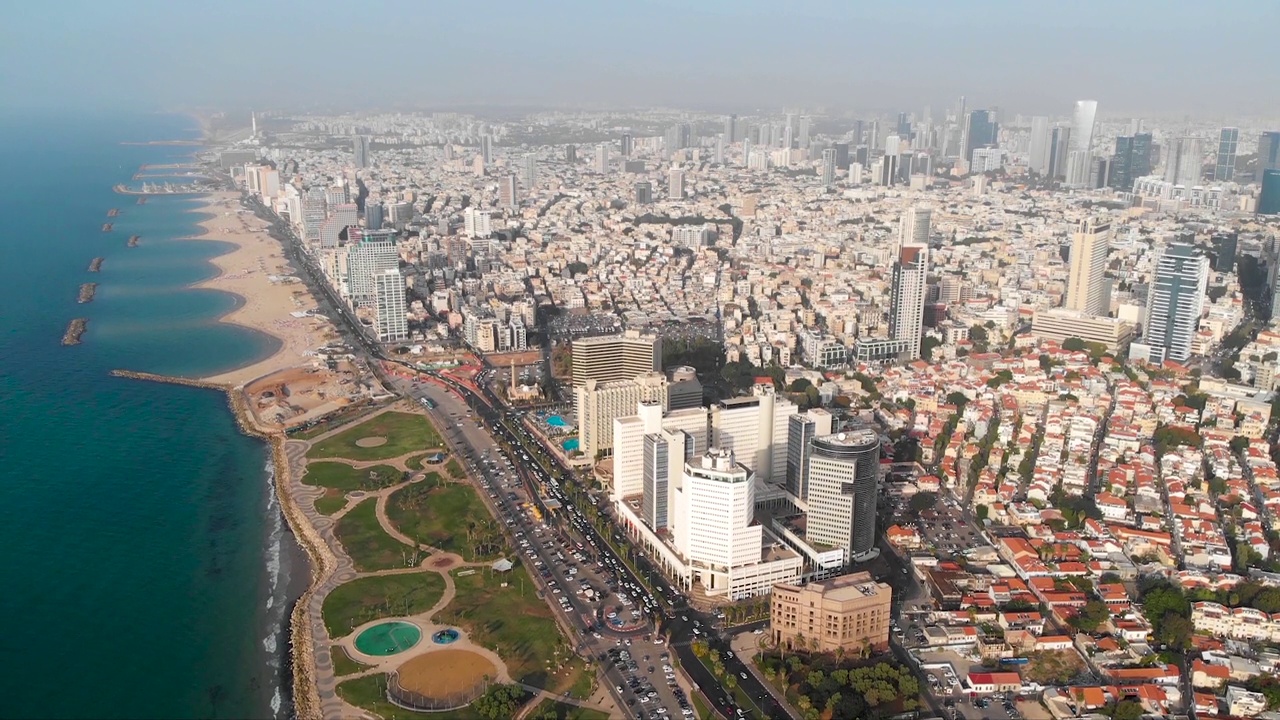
[374,269,407,342]
[890,243,928,361]
[1139,242,1208,365]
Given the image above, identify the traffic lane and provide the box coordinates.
[665,615,783,720]
[406,383,643,715]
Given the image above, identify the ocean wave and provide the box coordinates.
[261,458,288,719]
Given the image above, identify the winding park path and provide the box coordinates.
[288,405,618,720]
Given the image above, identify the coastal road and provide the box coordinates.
[389,375,697,720]
[407,370,793,720]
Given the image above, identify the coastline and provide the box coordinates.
[111,185,336,720]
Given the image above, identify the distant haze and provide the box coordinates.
[4,0,1278,117]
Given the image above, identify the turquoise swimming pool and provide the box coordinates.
[547,415,568,428]
[562,438,580,452]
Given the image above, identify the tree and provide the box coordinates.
[970,324,990,351]
[976,504,989,521]
[946,391,969,408]
[473,685,527,719]
[1111,699,1144,720]
[909,491,938,515]
[921,335,942,361]
[1069,600,1111,632]
[1231,435,1251,454]
[788,378,813,393]
[1061,336,1087,352]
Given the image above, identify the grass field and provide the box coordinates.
[303,462,405,492]
[309,411,442,461]
[313,491,349,516]
[437,565,574,690]
[334,499,419,572]
[529,699,611,720]
[331,646,367,677]
[385,479,504,561]
[322,572,446,637]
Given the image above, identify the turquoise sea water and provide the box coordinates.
[0,114,302,719]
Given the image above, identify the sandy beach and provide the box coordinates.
[185,191,336,386]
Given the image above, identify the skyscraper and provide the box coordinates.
[346,231,399,305]
[890,243,928,361]
[634,181,653,205]
[1070,100,1098,155]
[571,331,661,386]
[1212,232,1238,273]
[785,409,832,500]
[499,174,518,211]
[565,144,577,164]
[897,205,931,250]
[480,134,493,165]
[1142,242,1208,365]
[804,428,881,561]
[374,269,408,342]
[1215,127,1239,182]
[1164,137,1204,186]
[1049,126,1072,180]
[834,142,850,170]
[1028,116,1051,174]
[1261,170,1280,216]
[821,148,836,188]
[594,144,610,174]
[1259,132,1280,181]
[352,135,370,169]
[798,116,811,149]
[1065,218,1111,316]
[521,153,537,191]
[1109,133,1153,191]
[642,432,676,530]
[723,114,738,144]
[621,132,634,157]
[669,169,685,200]
[962,110,998,165]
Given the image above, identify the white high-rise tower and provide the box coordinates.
[1065,218,1111,316]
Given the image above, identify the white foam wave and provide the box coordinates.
[260,458,289,719]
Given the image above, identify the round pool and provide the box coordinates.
[561,437,580,452]
[546,414,568,428]
[355,621,422,656]
[432,628,460,644]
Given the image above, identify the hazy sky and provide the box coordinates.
[4,0,1277,118]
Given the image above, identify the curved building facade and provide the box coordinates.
[805,428,881,561]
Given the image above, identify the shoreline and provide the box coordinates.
[109,178,335,719]
[111,370,327,720]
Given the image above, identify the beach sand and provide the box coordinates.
[185,191,336,386]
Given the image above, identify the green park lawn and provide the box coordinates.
[313,491,349,516]
[308,411,442,461]
[331,646,367,677]
[333,499,419,572]
[321,572,446,637]
[437,565,580,691]
[303,462,405,492]
[385,477,505,561]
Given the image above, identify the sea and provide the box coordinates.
[0,113,308,719]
